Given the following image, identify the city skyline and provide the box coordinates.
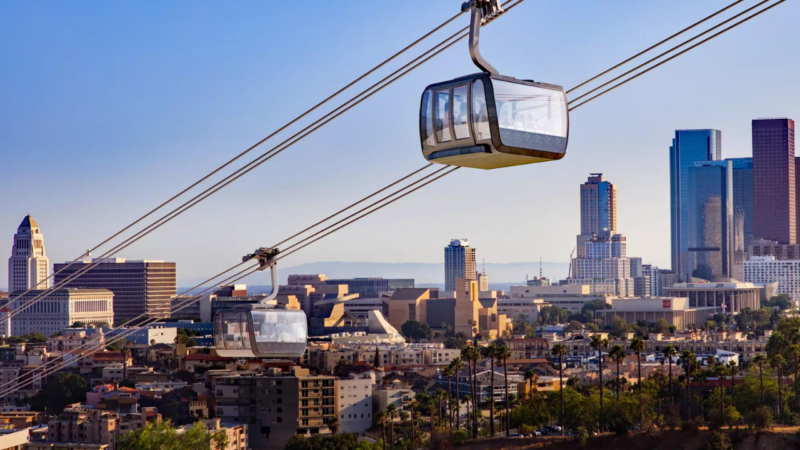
[2,1,799,289]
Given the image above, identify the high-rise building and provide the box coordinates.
[670,129,722,277]
[681,160,734,281]
[7,215,50,294]
[577,174,617,257]
[744,256,800,303]
[54,258,176,325]
[729,157,754,247]
[475,271,489,292]
[444,239,476,292]
[6,288,114,337]
[570,234,634,296]
[753,118,796,244]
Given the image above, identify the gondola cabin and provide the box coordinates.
[213,308,307,358]
[420,73,568,169]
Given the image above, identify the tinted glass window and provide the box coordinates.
[472,80,491,142]
[421,91,436,148]
[434,90,451,143]
[492,79,568,153]
[452,85,470,140]
[251,310,307,356]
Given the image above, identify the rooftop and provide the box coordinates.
[18,215,38,230]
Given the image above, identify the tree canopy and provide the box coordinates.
[116,420,228,450]
[401,320,433,341]
[28,372,87,412]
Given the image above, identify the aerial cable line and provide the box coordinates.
[1,0,525,324]
[568,0,786,111]
[1,6,472,313]
[566,0,746,94]
[568,0,776,105]
[4,0,783,394]
[0,166,464,396]
[0,163,445,394]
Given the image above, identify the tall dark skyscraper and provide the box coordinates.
[753,118,796,244]
[684,160,734,281]
[670,129,722,279]
[577,173,617,257]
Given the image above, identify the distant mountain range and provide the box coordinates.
[178,260,570,293]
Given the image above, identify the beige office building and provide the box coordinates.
[664,281,763,313]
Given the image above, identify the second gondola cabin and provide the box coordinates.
[420,72,568,169]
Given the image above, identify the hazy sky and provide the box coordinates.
[2,0,799,288]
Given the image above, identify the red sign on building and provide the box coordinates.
[663,299,671,308]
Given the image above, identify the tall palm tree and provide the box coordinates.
[609,344,627,402]
[728,360,738,407]
[680,350,696,419]
[524,369,538,400]
[408,400,418,446]
[791,341,800,407]
[752,355,766,406]
[497,344,513,437]
[387,404,397,450]
[376,410,387,450]
[662,345,678,404]
[442,364,454,431]
[590,335,609,414]
[551,343,567,436]
[771,355,785,422]
[629,337,646,424]
[482,343,498,436]
[466,345,482,439]
[714,362,727,422]
[452,357,466,431]
[329,416,340,435]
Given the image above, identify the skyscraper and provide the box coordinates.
[54,258,176,325]
[753,118,796,244]
[683,160,734,281]
[670,129,722,277]
[7,215,50,294]
[444,239,476,292]
[577,173,617,257]
[729,157,754,247]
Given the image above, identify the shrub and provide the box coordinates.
[750,406,773,430]
[682,415,704,433]
[705,432,732,450]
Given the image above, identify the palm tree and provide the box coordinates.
[791,342,800,406]
[497,344,513,437]
[466,345,481,439]
[482,343,498,436]
[376,410,387,450]
[629,337,646,424]
[771,355,785,422]
[428,399,437,441]
[663,345,678,404]
[387,404,397,450]
[590,334,609,414]
[680,350,696,419]
[609,344,627,402]
[452,357,466,431]
[714,362,727,422]
[524,369,538,400]
[442,364,455,431]
[728,360,738,407]
[752,355,766,406]
[551,343,567,436]
[408,400,418,446]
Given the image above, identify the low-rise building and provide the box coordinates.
[6,289,114,337]
[664,281,763,313]
[595,297,718,329]
[30,409,118,450]
[336,374,373,434]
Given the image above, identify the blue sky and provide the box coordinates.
[1,0,798,287]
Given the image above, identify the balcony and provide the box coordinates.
[302,410,323,418]
[303,391,322,399]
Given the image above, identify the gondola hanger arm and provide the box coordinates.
[462,0,504,75]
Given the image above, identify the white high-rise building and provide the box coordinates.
[444,239,476,292]
[7,215,50,294]
[744,256,800,304]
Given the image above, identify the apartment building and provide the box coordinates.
[336,374,373,434]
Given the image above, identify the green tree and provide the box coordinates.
[680,350,696,419]
[70,321,85,328]
[564,320,583,332]
[29,372,86,412]
[551,343,567,436]
[751,355,767,406]
[651,318,671,334]
[766,294,793,310]
[400,320,432,341]
[497,344,513,437]
[663,345,678,404]
[386,404,396,450]
[581,300,611,321]
[376,410,387,450]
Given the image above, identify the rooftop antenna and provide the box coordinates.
[539,257,543,278]
[482,258,486,275]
